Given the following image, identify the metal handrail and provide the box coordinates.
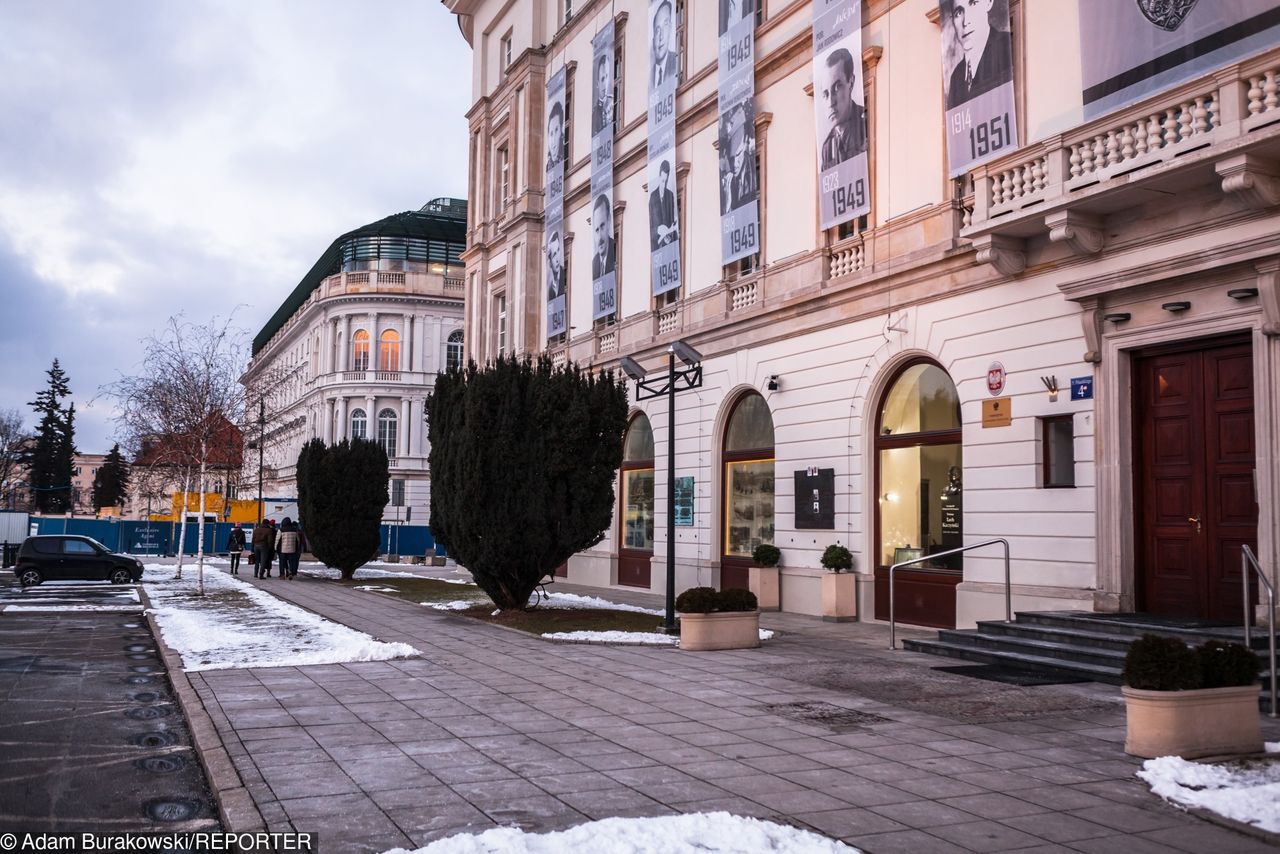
[889,538,1011,650]
[1242,545,1277,718]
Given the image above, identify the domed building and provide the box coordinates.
[242,198,467,530]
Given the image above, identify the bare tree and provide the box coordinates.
[104,316,247,595]
[0,408,32,510]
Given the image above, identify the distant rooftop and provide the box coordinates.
[252,198,468,356]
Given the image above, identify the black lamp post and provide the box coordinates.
[256,399,266,524]
[619,340,703,634]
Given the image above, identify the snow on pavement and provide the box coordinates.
[142,565,418,672]
[383,812,857,853]
[543,628,777,645]
[1138,755,1280,833]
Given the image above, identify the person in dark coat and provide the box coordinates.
[251,521,276,579]
[226,523,246,575]
[943,0,1013,110]
[276,518,302,580]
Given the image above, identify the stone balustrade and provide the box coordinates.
[657,306,679,336]
[828,236,866,279]
[729,280,758,312]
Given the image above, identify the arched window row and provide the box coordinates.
[721,393,775,591]
[377,408,398,460]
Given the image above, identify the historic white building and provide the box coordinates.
[446,0,1280,631]
[243,199,467,525]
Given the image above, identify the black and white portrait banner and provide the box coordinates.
[544,67,567,339]
[812,0,869,230]
[648,0,681,297]
[717,0,760,265]
[939,0,1018,177]
[1080,0,1280,120]
[590,24,617,321]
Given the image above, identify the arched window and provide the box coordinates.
[618,413,655,588]
[352,330,370,371]
[379,330,400,372]
[446,329,464,372]
[377,408,398,459]
[350,408,367,440]
[721,393,774,590]
[874,360,963,628]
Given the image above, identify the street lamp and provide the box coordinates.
[256,399,266,524]
[622,340,703,634]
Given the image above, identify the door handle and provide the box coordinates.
[1188,516,1201,533]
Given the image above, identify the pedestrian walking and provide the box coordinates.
[251,521,276,579]
[226,523,246,575]
[276,517,302,580]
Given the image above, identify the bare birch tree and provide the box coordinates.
[104,316,247,595]
[0,408,32,510]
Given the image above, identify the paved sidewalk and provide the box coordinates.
[184,572,1280,853]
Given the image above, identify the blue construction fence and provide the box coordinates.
[24,517,443,559]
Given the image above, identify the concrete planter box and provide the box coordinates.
[749,566,780,611]
[677,610,761,651]
[430,556,447,566]
[1122,683,1263,759]
[822,572,857,622]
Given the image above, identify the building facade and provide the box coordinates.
[242,200,468,526]
[447,0,1280,628]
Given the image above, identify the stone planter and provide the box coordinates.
[1122,684,1263,759]
[677,610,761,651]
[431,556,447,567]
[822,572,856,622]
[749,566,780,611]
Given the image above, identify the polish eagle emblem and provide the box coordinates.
[1135,0,1198,31]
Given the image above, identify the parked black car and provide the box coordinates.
[12,535,144,587]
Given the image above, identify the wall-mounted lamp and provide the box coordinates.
[882,491,897,503]
[1040,375,1059,402]
[767,375,779,391]
[1161,301,1191,313]
[1227,287,1259,300]
[1103,312,1131,323]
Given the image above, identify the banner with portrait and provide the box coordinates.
[544,67,568,339]
[648,0,681,297]
[812,0,870,230]
[717,0,760,265]
[938,0,1018,177]
[1080,0,1280,120]
[590,25,617,321]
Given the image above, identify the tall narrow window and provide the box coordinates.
[350,408,368,440]
[721,393,774,591]
[391,478,405,506]
[352,330,370,371]
[377,408,398,459]
[496,294,508,356]
[379,330,400,372]
[563,74,574,164]
[613,34,625,135]
[676,0,687,83]
[446,329,464,372]
[498,146,511,208]
[500,31,513,71]
[564,0,573,23]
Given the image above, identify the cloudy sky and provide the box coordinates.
[0,1,471,453]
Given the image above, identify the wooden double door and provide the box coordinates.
[1133,336,1257,621]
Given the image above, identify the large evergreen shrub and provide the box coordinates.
[1197,639,1260,688]
[1123,634,1202,691]
[427,355,629,609]
[296,437,389,580]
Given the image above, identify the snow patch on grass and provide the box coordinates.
[542,630,678,645]
[1138,754,1280,833]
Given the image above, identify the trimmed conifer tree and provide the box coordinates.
[296,437,389,580]
[427,355,629,610]
[26,360,76,513]
[92,443,131,510]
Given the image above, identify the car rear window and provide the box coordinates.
[63,540,96,555]
[29,538,62,555]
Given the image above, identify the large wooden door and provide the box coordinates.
[1134,337,1257,620]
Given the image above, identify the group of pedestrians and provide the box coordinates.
[224,518,304,580]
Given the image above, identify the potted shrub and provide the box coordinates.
[820,544,855,622]
[749,543,781,612]
[676,586,761,651]
[1121,634,1262,759]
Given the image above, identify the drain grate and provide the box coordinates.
[145,799,199,822]
[765,701,891,731]
[124,643,153,653]
[127,653,156,661]
[137,755,187,774]
[128,664,159,674]
[125,705,173,721]
[124,675,155,685]
[133,731,179,748]
[130,692,161,703]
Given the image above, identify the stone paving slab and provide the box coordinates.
[178,571,1280,854]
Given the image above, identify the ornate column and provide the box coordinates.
[408,397,421,457]
[342,315,352,371]
[371,313,381,372]
[336,396,349,442]
[400,397,411,458]
[365,395,376,442]
[323,399,335,444]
